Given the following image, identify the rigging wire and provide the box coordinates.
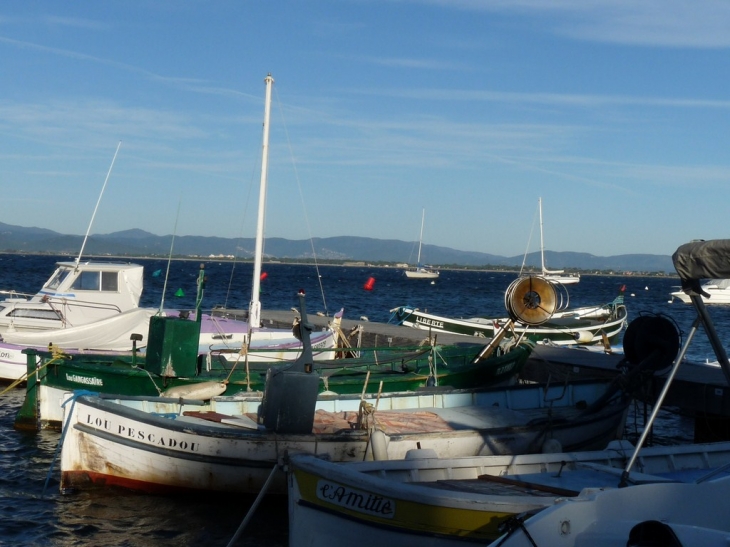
[518,204,540,276]
[224,154,258,309]
[273,86,329,315]
[159,197,182,315]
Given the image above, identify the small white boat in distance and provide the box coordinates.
[671,278,730,304]
[537,197,579,285]
[404,209,439,279]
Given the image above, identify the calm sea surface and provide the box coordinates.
[0,253,727,545]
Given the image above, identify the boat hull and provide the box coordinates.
[22,341,533,429]
[59,379,629,495]
[288,441,730,547]
[391,304,627,346]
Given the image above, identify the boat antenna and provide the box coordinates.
[75,141,122,268]
[159,197,182,315]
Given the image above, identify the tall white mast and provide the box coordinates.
[249,73,274,329]
[539,197,545,273]
[416,208,425,266]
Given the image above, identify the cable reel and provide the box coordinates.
[504,275,558,326]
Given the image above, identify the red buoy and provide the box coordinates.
[363,277,375,291]
[260,272,268,281]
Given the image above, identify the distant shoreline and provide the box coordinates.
[0,251,677,278]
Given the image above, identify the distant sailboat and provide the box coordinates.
[404,209,439,279]
[537,197,580,285]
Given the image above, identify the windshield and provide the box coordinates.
[46,269,70,290]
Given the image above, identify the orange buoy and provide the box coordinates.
[363,277,375,291]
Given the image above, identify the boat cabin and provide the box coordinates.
[0,261,143,333]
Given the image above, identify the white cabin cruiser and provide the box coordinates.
[0,260,143,334]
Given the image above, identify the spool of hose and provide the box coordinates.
[504,276,558,325]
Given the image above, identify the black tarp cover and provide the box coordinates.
[672,240,730,295]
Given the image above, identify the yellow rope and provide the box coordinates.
[0,344,72,396]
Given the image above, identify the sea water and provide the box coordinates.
[0,253,725,545]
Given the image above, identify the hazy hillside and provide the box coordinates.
[0,221,675,273]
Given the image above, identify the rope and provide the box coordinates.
[42,389,99,497]
[494,513,540,547]
[130,363,163,395]
[0,346,72,397]
[226,463,280,546]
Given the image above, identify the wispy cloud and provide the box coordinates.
[345,87,730,110]
[0,35,252,100]
[358,54,470,71]
[42,15,109,31]
[409,0,730,48]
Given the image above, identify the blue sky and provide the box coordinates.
[1,1,728,258]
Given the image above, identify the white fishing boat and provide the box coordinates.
[287,441,730,547]
[404,209,439,279]
[58,373,633,496]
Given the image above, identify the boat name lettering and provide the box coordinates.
[316,479,394,519]
[66,374,103,386]
[83,413,199,452]
[495,363,515,376]
[415,317,443,329]
[0,351,11,359]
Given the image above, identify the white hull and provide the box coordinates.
[0,314,337,382]
[59,379,629,495]
[288,441,730,547]
[671,279,730,304]
[543,272,580,285]
[403,268,439,279]
[490,477,730,546]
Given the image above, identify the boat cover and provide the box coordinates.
[672,240,730,296]
[1,308,156,350]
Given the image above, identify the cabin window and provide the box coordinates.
[71,271,100,291]
[101,272,118,292]
[69,271,118,292]
[46,269,70,290]
[10,309,63,320]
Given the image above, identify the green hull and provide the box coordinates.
[16,341,533,429]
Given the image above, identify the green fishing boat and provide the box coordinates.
[16,294,533,430]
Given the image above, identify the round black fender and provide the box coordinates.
[623,314,680,370]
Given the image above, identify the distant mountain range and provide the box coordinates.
[0,221,675,273]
